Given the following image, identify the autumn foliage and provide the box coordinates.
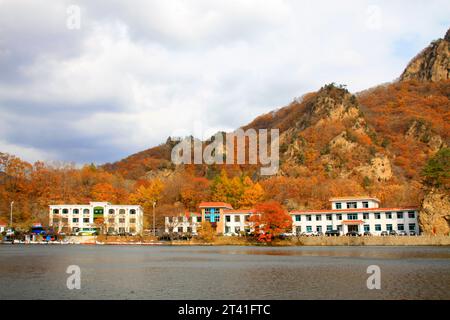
[250,202,292,242]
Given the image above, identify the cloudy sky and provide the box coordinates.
[0,0,448,164]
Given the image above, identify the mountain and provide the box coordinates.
[400,29,449,82]
[102,28,450,208]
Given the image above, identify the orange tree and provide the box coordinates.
[250,201,292,242]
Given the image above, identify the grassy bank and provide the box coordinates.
[169,235,450,246]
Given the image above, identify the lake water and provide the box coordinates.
[0,245,449,300]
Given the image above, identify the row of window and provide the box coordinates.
[294,211,415,222]
[54,218,137,224]
[298,223,417,233]
[335,201,369,209]
[53,208,137,215]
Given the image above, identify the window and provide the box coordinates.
[108,218,115,224]
[83,209,90,215]
[362,201,369,208]
[398,224,404,231]
[187,227,192,233]
[225,226,230,234]
[178,216,185,222]
[386,212,392,219]
[408,224,416,231]
[375,213,381,219]
[316,226,322,232]
[347,213,358,220]
[108,227,115,233]
[197,216,202,223]
[234,215,240,222]
[326,214,332,221]
[129,218,136,224]
[72,218,79,223]
[375,224,381,231]
[119,209,126,215]
[295,226,302,235]
[386,224,393,231]
[397,212,403,219]
[346,202,357,209]
[306,226,312,232]
[337,214,342,220]
[363,213,369,220]
[306,215,312,221]
[62,218,68,223]
[408,212,415,219]
[335,203,342,209]
[119,218,125,223]
[364,225,370,232]
[316,215,322,221]
[62,208,69,214]
[225,215,231,222]
[53,209,59,214]
[73,209,79,214]
[83,218,89,223]
[327,225,332,231]
[245,215,250,222]
[130,209,136,215]
[109,209,115,215]
[215,215,220,222]
[295,215,301,222]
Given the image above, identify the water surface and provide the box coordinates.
[0,245,449,299]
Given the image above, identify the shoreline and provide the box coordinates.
[2,235,450,246]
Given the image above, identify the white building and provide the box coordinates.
[165,213,202,234]
[291,197,420,236]
[49,202,144,235]
[0,221,6,233]
[223,210,255,235]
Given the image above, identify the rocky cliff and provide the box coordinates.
[419,189,450,235]
[400,28,449,82]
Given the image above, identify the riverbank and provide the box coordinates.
[2,235,449,246]
[170,235,450,246]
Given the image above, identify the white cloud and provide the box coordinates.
[0,0,448,164]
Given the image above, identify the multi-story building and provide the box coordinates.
[165,202,256,236]
[49,202,144,235]
[165,213,202,234]
[164,196,420,237]
[291,197,419,236]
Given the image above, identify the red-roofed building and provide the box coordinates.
[290,196,419,236]
[0,220,7,233]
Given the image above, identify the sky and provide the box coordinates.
[0,0,449,165]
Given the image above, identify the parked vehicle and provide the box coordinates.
[75,228,98,236]
[301,231,318,237]
[398,231,408,236]
[325,230,340,237]
[316,231,324,237]
[409,231,417,236]
[389,230,398,236]
[380,231,389,236]
[346,231,361,237]
[363,231,372,236]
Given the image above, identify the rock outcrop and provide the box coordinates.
[419,189,450,235]
[400,28,450,82]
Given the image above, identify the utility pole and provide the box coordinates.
[153,201,156,237]
[10,201,14,228]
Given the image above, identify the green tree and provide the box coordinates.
[422,148,450,188]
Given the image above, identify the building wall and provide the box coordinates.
[291,209,419,235]
[165,215,201,234]
[330,199,380,210]
[49,202,144,235]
